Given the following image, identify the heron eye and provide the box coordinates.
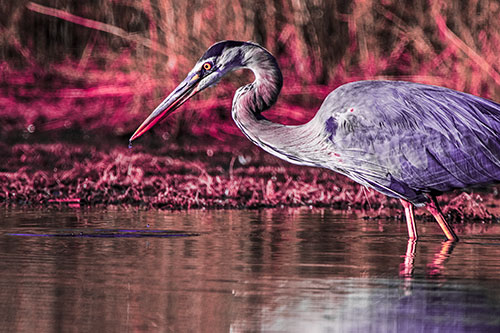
[203,62,212,71]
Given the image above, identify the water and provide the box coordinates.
[1,207,500,332]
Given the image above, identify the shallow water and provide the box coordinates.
[1,207,500,332]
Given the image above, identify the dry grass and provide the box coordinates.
[1,0,500,214]
[2,141,497,222]
[0,0,499,140]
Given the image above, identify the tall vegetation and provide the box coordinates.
[1,0,499,142]
[1,1,499,212]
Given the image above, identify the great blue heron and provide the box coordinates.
[130,40,500,241]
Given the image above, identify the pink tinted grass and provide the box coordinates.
[0,0,499,218]
[1,142,498,222]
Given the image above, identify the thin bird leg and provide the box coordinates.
[400,199,417,240]
[426,196,459,241]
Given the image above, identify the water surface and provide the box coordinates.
[1,208,500,332]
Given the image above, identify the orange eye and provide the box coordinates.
[203,62,212,71]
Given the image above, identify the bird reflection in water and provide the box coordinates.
[400,239,456,278]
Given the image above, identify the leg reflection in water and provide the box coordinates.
[400,239,417,277]
[399,239,456,278]
[427,240,456,276]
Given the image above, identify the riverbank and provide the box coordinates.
[1,139,498,223]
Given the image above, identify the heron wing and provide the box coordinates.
[317,80,500,203]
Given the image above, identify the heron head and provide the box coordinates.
[129,40,249,143]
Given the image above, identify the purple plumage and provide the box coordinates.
[318,81,500,205]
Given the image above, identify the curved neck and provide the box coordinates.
[231,45,324,167]
[233,44,283,115]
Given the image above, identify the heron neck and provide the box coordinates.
[231,50,324,167]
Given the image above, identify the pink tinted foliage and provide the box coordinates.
[1,1,500,217]
[1,142,498,221]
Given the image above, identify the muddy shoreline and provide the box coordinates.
[2,139,499,223]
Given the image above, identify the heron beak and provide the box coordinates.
[129,73,201,142]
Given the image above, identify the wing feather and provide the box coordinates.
[317,80,500,203]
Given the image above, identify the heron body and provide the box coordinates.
[130,40,500,241]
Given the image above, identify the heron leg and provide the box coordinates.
[400,199,417,240]
[426,196,459,241]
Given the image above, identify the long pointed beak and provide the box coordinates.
[129,73,201,143]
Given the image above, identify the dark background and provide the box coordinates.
[2,0,499,143]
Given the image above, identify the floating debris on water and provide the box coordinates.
[8,228,200,238]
